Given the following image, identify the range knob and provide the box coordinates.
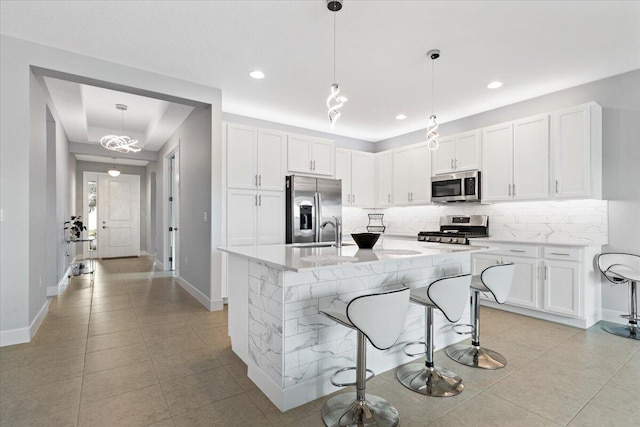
[433,237,441,242]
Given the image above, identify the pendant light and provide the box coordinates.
[326,0,347,128]
[107,158,120,177]
[100,104,141,153]
[426,49,440,150]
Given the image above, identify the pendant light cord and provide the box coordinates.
[333,12,336,83]
[431,59,435,115]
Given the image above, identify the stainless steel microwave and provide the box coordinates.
[431,170,481,203]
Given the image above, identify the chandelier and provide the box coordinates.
[100,104,141,153]
[426,49,440,150]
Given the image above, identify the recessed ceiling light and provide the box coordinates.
[395,114,407,120]
[249,70,265,79]
[487,81,503,89]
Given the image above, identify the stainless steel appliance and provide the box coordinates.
[285,175,342,244]
[417,215,489,245]
[431,170,481,203]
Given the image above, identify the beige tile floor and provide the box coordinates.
[1,256,638,426]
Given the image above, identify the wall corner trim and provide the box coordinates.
[176,276,223,311]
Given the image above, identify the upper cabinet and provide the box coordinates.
[482,114,549,202]
[287,134,335,176]
[336,149,375,207]
[226,123,286,191]
[550,102,602,199]
[432,130,481,175]
[392,142,431,205]
[375,151,393,207]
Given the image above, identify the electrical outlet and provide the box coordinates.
[185,256,189,266]
[203,212,208,222]
[39,275,42,287]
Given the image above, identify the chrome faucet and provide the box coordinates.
[320,216,342,248]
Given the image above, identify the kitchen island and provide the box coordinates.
[218,239,490,411]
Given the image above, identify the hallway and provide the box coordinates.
[1,257,638,426]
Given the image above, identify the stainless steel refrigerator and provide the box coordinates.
[285,175,342,244]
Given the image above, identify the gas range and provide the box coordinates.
[417,215,489,245]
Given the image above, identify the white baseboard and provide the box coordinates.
[0,299,50,347]
[176,276,224,311]
[601,308,630,325]
[479,299,591,329]
[47,265,72,296]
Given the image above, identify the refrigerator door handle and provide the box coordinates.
[314,192,322,242]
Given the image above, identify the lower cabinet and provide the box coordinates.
[471,241,601,328]
[226,189,284,246]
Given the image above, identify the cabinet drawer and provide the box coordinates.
[543,246,581,262]
[492,245,540,258]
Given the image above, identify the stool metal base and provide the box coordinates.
[602,323,640,340]
[396,363,464,397]
[321,393,400,427]
[446,344,507,370]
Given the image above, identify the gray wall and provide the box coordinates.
[377,69,640,315]
[222,112,374,152]
[1,34,223,345]
[75,161,148,254]
[156,107,213,298]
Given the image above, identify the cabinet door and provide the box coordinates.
[432,136,455,175]
[392,146,413,205]
[257,191,285,245]
[513,115,549,200]
[453,131,481,172]
[351,151,375,207]
[502,256,539,309]
[551,105,591,198]
[311,139,334,176]
[226,123,257,189]
[257,129,285,191]
[543,260,581,317]
[376,151,393,207]
[287,135,312,173]
[482,123,513,201]
[410,143,431,204]
[227,190,257,246]
[335,149,352,205]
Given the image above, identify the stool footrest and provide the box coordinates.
[329,366,375,388]
[452,323,475,335]
[403,341,427,357]
[619,314,640,321]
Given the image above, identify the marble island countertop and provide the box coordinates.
[218,238,490,272]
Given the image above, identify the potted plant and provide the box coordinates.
[64,215,86,240]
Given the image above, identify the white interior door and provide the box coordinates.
[98,173,140,258]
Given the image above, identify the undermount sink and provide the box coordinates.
[287,242,355,248]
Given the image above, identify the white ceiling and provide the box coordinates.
[2,1,639,142]
[43,77,195,151]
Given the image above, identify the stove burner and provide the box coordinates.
[417,215,489,245]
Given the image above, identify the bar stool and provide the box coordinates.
[446,263,515,369]
[320,287,410,427]
[597,253,640,340]
[396,274,471,397]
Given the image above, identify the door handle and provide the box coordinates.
[313,160,316,170]
[352,194,356,204]
[408,192,411,202]
[258,175,262,187]
[455,158,458,169]
[508,184,512,197]
[255,195,258,206]
[347,194,351,203]
[310,160,313,171]
[512,184,516,196]
[555,180,560,194]
[388,194,391,203]
[255,174,258,186]
[451,159,454,169]
[259,195,262,206]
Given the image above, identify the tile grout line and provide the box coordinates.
[75,265,97,427]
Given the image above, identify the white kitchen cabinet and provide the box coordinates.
[375,151,393,207]
[471,241,602,328]
[432,130,481,175]
[392,142,431,205]
[287,134,334,176]
[482,114,549,202]
[550,102,602,199]
[225,123,285,191]
[482,123,513,201]
[226,189,284,246]
[336,149,375,207]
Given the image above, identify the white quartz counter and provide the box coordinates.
[469,237,605,247]
[218,238,489,272]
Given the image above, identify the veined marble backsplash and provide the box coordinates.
[343,199,608,245]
